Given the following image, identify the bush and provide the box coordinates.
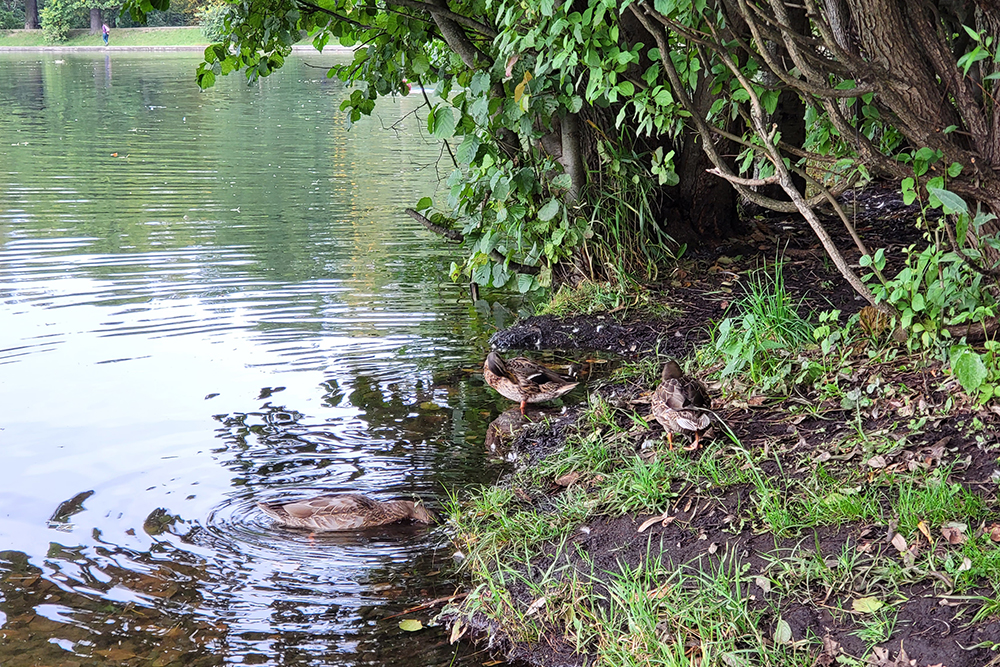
[0,5,24,29]
[198,3,230,42]
[146,8,191,26]
[39,0,75,42]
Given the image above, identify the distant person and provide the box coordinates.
[102,23,109,46]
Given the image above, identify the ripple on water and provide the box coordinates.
[0,51,508,667]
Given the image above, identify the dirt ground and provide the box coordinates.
[469,187,1000,667]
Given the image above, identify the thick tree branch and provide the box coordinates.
[421,0,489,68]
[297,0,375,29]
[406,208,463,241]
[385,0,497,38]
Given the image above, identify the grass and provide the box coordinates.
[704,259,815,394]
[583,129,683,288]
[0,26,210,47]
[446,360,1000,665]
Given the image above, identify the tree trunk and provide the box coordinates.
[24,0,39,29]
[669,75,741,244]
[843,0,963,150]
[560,113,585,205]
[90,8,101,34]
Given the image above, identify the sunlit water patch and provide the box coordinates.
[0,51,522,666]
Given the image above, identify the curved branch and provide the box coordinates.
[406,208,463,241]
[385,0,497,38]
[689,4,884,311]
[297,0,375,29]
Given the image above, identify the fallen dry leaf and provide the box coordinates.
[988,523,1000,541]
[891,533,908,552]
[646,582,672,599]
[867,455,887,469]
[553,471,579,487]
[941,522,968,545]
[449,619,466,644]
[525,596,547,616]
[637,512,673,533]
[865,644,916,666]
[917,520,932,543]
[852,596,884,614]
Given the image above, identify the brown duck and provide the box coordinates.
[483,350,579,415]
[257,494,434,532]
[650,360,711,450]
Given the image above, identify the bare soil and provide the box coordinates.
[470,187,1000,667]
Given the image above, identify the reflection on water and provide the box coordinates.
[0,51,523,666]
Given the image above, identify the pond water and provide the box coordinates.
[0,51,521,666]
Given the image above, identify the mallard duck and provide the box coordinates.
[257,493,434,532]
[484,350,579,415]
[650,360,711,450]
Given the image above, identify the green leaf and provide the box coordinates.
[538,198,561,222]
[429,106,456,139]
[197,70,216,89]
[456,134,481,165]
[411,53,430,75]
[953,349,988,392]
[517,273,535,293]
[492,263,510,288]
[399,619,423,632]
[926,186,968,215]
[416,197,433,211]
[472,263,492,286]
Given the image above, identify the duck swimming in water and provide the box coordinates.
[650,360,711,450]
[483,350,579,415]
[257,493,434,532]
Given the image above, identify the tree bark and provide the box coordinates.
[672,114,741,243]
[90,8,102,35]
[560,113,585,205]
[24,0,39,29]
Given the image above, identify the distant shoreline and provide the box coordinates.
[0,44,353,52]
[0,27,354,52]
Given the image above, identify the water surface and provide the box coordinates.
[0,51,519,666]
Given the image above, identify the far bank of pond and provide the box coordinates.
[0,26,353,50]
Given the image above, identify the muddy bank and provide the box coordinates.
[453,189,1000,667]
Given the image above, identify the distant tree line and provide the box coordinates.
[3,0,211,36]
